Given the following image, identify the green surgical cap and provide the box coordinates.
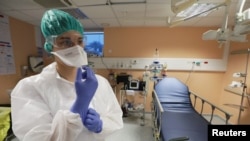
[41,9,84,53]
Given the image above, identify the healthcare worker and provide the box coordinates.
[11,9,123,141]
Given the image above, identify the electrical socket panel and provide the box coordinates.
[88,57,226,72]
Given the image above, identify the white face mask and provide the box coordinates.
[51,45,88,67]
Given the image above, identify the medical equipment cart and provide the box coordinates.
[120,88,147,126]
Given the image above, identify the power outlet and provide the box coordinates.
[130,60,137,65]
[192,61,201,66]
[195,62,201,66]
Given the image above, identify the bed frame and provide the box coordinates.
[151,77,232,141]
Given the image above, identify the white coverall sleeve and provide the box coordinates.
[11,79,83,141]
[89,75,124,140]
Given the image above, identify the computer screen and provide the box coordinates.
[84,32,104,57]
[129,80,139,90]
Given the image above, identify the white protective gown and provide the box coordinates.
[11,62,123,141]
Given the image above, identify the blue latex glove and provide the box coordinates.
[71,67,98,123]
[84,108,103,133]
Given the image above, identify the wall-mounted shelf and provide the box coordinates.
[224,87,250,98]
[224,103,248,111]
[224,48,250,124]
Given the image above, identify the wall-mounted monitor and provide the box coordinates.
[84,32,104,57]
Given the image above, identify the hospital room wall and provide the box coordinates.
[94,27,250,124]
[0,17,38,104]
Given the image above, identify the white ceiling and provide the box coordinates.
[0,0,249,31]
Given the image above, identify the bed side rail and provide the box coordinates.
[151,90,164,141]
[189,91,232,124]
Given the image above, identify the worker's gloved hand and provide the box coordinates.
[70,67,98,123]
[84,108,103,133]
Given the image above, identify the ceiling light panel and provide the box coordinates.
[177,3,217,17]
[147,0,170,4]
[111,0,145,2]
[78,6,115,19]
[71,0,107,6]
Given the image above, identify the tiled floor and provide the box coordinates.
[202,114,229,124]
[105,112,154,141]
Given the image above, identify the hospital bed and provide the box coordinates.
[151,77,232,141]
